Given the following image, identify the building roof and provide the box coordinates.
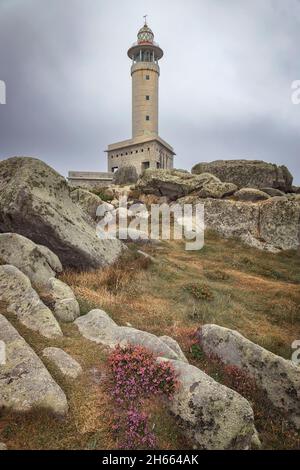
[106,135,175,155]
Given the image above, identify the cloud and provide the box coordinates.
[0,0,299,183]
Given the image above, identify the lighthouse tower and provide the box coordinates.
[106,19,175,175]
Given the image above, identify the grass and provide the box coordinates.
[1,231,299,449]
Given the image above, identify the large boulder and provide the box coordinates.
[158,358,257,449]
[0,157,124,269]
[259,197,300,251]
[191,160,293,192]
[137,169,237,200]
[41,277,80,323]
[70,188,102,221]
[0,314,68,415]
[0,233,62,288]
[233,188,270,202]
[74,309,185,361]
[199,324,300,429]
[177,196,300,252]
[42,347,82,379]
[137,169,200,199]
[113,165,138,185]
[0,265,62,339]
[261,187,286,197]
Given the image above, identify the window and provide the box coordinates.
[146,115,150,121]
[142,162,150,170]
[130,151,133,154]
[136,150,138,153]
[147,147,150,151]
[125,152,128,155]
[141,149,144,152]
[145,75,150,80]
[146,95,150,100]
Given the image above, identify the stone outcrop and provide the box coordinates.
[137,169,237,200]
[0,157,124,269]
[113,165,138,185]
[70,188,102,221]
[233,188,270,202]
[158,357,258,450]
[199,324,300,429]
[0,443,7,450]
[259,197,300,251]
[0,232,62,288]
[191,160,293,192]
[0,314,68,415]
[177,195,300,252]
[41,278,80,323]
[261,187,286,197]
[42,347,82,379]
[74,309,184,361]
[0,265,62,339]
[159,335,188,363]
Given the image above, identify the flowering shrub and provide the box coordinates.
[108,344,178,449]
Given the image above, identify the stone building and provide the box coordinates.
[106,20,175,175]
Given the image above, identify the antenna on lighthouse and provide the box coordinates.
[143,14,148,25]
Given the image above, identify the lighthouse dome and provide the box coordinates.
[137,24,154,44]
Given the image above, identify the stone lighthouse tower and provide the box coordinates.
[107,19,175,175]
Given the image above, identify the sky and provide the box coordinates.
[0,0,299,183]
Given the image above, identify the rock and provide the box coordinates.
[199,324,300,429]
[137,169,237,200]
[42,347,82,379]
[186,197,260,239]
[0,314,68,415]
[0,265,62,339]
[261,187,286,197]
[70,188,102,221]
[137,169,198,199]
[41,278,80,323]
[177,196,300,252]
[259,197,300,251]
[239,233,280,254]
[196,180,237,199]
[234,188,270,202]
[0,443,7,450]
[0,157,124,269]
[158,357,257,449]
[0,233,62,288]
[75,309,182,361]
[191,160,293,192]
[159,336,188,363]
[113,165,138,185]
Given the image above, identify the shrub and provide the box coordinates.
[108,345,178,449]
[205,269,230,281]
[185,283,214,301]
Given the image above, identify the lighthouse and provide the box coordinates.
[106,18,175,175]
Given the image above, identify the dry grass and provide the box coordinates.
[1,231,300,449]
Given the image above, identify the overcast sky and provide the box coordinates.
[0,0,299,183]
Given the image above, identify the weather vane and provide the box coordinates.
[143,14,148,25]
